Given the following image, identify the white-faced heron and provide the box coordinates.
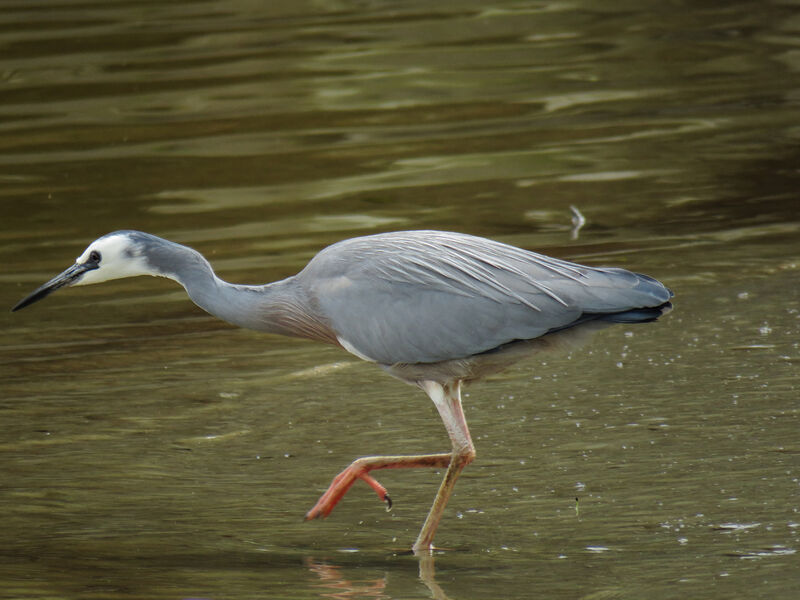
[12,230,672,552]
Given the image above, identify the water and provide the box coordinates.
[2,1,799,598]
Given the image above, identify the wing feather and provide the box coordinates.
[297,231,671,365]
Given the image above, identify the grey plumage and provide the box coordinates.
[296,231,670,366]
[12,228,672,552]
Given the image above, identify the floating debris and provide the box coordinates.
[570,205,586,240]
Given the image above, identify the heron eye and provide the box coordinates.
[89,250,101,263]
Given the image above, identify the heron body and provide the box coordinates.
[13,229,672,552]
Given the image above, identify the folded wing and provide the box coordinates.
[299,231,672,365]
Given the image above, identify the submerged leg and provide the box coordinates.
[413,380,475,553]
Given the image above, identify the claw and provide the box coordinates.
[384,493,393,511]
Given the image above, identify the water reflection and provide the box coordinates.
[307,558,391,599]
[416,554,452,600]
[306,554,460,600]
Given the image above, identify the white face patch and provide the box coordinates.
[72,233,155,286]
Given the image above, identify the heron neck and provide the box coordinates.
[153,243,334,343]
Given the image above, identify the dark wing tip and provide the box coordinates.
[598,301,673,324]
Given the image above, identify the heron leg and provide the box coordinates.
[413,380,475,554]
[305,380,474,554]
[305,453,452,520]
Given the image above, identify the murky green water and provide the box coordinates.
[2,1,799,598]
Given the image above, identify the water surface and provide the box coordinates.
[1,1,799,599]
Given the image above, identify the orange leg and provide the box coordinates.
[305,453,452,520]
[306,380,475,553]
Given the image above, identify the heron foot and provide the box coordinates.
[305,460,390,520]
[304,453,453,521]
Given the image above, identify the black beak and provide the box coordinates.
[11,261,98,312]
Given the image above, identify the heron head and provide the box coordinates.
[12,231,152,312]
